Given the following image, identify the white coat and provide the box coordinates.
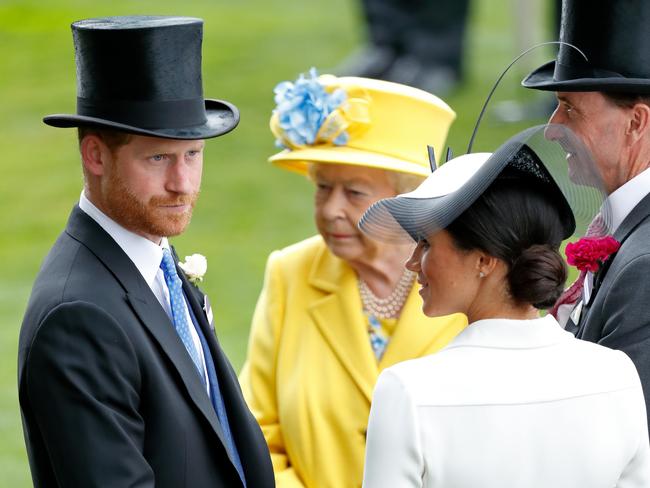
[363,315,650,487]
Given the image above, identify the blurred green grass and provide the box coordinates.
[0,0,555,484]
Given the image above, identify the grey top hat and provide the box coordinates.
[44,16,239,139]
[523,0,650,93]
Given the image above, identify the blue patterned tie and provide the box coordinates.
[160,248,206,385]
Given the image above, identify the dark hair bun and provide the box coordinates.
[508,244,567,309]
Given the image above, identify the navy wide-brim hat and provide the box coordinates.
[44,16,239,140]
[523,0,650,93]
[359,125,612,244]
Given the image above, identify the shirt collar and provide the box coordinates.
[444,314,573,350]
[607,167,650,233]
[79,191,169,287]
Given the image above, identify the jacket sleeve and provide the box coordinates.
[363,369,423,488]
[239,251,306,488]
[24,301,154,487]
[597,253,650,435]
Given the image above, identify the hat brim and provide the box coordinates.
[269,145,430,177]
[42,99,239,140]
[359,149,521,244]
[523,61,650,93]
[358,125,607,244]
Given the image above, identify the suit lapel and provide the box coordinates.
[174,249,263,483]
[307,245,378,403]
[591,253,617,301]
[65,207,229,449]
[171,247,214,337]
[125,294,231,445]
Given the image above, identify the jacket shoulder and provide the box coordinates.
[21,231,126,346]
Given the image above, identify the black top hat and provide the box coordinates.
[44,16,239,139]
[523,0,650,93]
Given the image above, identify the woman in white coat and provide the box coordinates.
[359,126,650,487]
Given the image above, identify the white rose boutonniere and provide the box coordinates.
[178,253,207,285]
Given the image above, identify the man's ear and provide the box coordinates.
[80,135,110,176]
[626,102,650,144]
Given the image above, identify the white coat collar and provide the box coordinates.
[445,315,572,350]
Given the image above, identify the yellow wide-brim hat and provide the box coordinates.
[269,73,456,177]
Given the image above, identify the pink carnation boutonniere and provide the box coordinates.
[565,236,621,273]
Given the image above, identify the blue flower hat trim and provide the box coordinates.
[271,68,371,149]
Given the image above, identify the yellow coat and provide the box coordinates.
[239,236,467,488]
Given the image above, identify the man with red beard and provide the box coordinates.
[18,16,274,488]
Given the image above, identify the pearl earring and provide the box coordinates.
[479,272,485,278]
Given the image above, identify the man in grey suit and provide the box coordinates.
[18,16,274,487]
[523,0,650,436]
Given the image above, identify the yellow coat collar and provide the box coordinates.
[306,241,467,402]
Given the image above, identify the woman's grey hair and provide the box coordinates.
[306,162,424,195]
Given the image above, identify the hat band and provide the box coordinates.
[554,62,625,82]
[77,97,207,129]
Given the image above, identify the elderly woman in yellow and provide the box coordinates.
[239,69,467,488]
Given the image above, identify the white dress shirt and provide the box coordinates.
[363,315,650,487]
[79,192,210,394]
[608,167,650,234]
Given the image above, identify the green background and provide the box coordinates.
[0,0,554,484]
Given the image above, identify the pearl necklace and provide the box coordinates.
[358,269,415,319]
